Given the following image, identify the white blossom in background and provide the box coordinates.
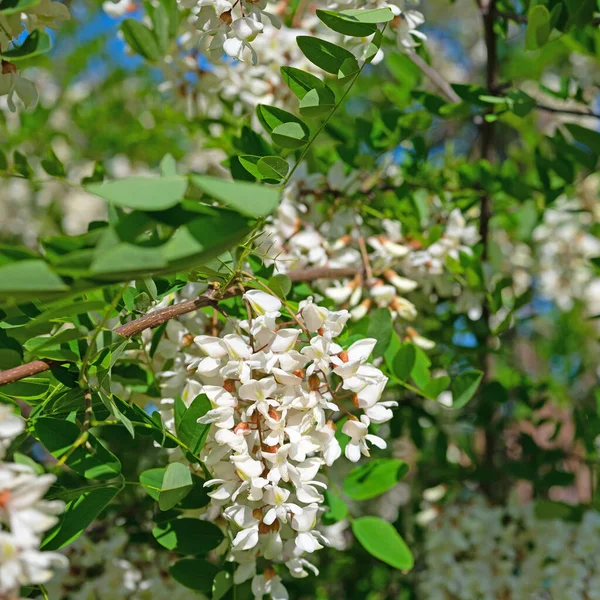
[418,493,600,600]
[40,527,194,599]
[0,406,68,597]
[532,197,600,315]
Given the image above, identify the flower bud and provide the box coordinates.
[219,10,232,24]
[223,379,237,393]
[308,374,321,391]
[253,508,263,520]
[234,422,250,434]
[338,350,349,363]
[268,408,281,422]
[181,333,195,348]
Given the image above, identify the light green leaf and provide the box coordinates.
[121,18,161,61]
[299,88,335,117]
[268,274,292,298]
[352,516,414,570]
[256,105,310,149]
[526,5,551,50]
[159,462,194,510]
[86,176,187,210]
[0,260,67,293]
[257,156,289,180]
[213,571,233,600]
[189,175,279,218]
[411,346,431,389]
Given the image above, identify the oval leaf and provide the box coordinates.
[343,458,409,500]
[152,518,223,555]
[352,516,414,570]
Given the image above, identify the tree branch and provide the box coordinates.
[0,266,362,387]
[408,53,461,104]
[535,103,600,120]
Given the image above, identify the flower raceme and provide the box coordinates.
[192,290,392,596]
[0,406,68,597]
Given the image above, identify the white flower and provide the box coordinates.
[342,416,387,462]
[0,64,38,112]
[244,289,281,316]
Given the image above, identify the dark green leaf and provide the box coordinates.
[35,418,122,480]
[169,558,219,593]
[451,369,484,408]
[366,307,392,357]
[42,487,119,550]
[296,36,360,80]
[152,518,223,555]
[268,274,292,298]
[0,30,51,61]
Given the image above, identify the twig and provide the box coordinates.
[535,103,600,120]
[357,235,373,281]
[0,266,362,387]
[408,53,461,104]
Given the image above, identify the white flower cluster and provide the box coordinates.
[419,493,600,600]
[0,404,68,597]
[189,290,391,596]
[0,0,70,111]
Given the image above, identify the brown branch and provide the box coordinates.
[408,53,461,104]
[0,266,361,387]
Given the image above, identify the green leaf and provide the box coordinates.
[90,243,167,277]
[268,274,292,298]
[322,489,349,525]
[299,88,335,117]
[40,147,66,178]
[338,56,360,80]
[189,175,279,218]
[0,30,51,61]
[237,155,263,180]
[159,462,194,510]
[296,36,360,80]
[257,156,289,180]
[422,375,451,399]
[213,571,233,600]
[35,418,122,480]
[0,0,40,15]
[42,487,119,550]
[169,558,219,593]
[352,516,414,570]
[148,0,169,53]
[86,176,187,211]
[159,153,177,176]
[176,393,211,455]
[316,8,391,36]
[366,307,392,357]
[257,104,310,149]
[0,376,50,399]
[139,467,165,500]
[13,150,32,178]
[392,343,415,381]
[565,123,600,156]
[121,18,161,61]
[0,149,7,170]
[280,67,336,106]
[343,459,409,500]
[411,346,431,389]
[526,5,551,50]
[0,260,67,294]
[451,369,483,408]
[152,518,223,555]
